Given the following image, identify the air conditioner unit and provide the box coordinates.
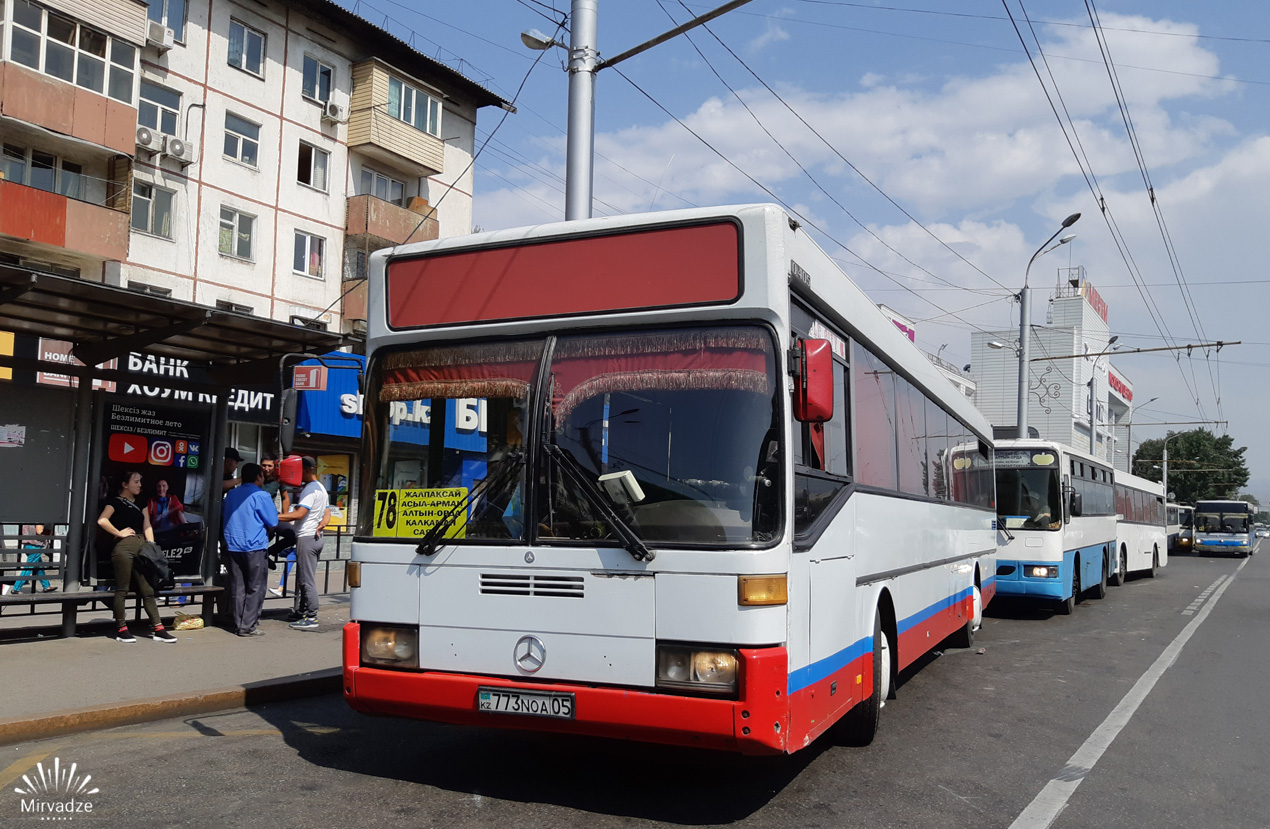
[136,126,164,153]
[322,101,346,123]
[146,20,174,53]
[163,135,195,166]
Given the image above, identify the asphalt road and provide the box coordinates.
[3,548,1264,828]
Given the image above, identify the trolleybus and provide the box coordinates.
[341,204,998,754]
[1176,504,1194,553]
[993,440,1116,613]
[1114,473,1167,578]
[1194,499,1254,557]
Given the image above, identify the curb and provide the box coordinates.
[0,667,343,747]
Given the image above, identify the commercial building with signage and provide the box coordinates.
[970,266,1136,470]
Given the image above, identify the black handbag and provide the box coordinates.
[137,541,175,591]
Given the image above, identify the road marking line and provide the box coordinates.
[0,749,54,789]
[1182,576,1225,615]
[1010,557,1249,829]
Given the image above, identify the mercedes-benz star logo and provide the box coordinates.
[514,635,546,673]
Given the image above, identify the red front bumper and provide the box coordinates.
[342,622,791,755]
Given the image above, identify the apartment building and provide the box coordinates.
[0,0,509,335]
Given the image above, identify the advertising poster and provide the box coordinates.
[316,454,351,527]
[97,396,212,579]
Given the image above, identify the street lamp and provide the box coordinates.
[1122,395,1158,471]
[1017,215,1080,439]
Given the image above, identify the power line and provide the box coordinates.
[659,1,1006,299]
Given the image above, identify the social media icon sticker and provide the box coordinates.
[186,456,200,470]
[187,441,200,456]
[149,440,174,466]
[175,440,188,454]
[109,433,146,463]
[176,456,187,468]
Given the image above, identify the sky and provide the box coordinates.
[333,0,1270,494]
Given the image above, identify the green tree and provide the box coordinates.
[1237,493,1261,508]
[1131,429,1249,504]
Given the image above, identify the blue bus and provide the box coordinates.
[1193,500,1254,557]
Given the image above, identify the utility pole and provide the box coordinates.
[525,1,756,220]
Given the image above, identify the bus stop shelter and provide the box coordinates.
[0,266,346,635]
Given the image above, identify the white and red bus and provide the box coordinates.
[343,204,997,754]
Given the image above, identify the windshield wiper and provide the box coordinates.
[543,443,654,562]
[415,451,526,557]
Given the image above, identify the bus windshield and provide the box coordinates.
[1196,512,1249,534]
[361,324,782,547]
[542,326,781,546]
[996,467,1062,530]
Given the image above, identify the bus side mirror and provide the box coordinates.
[1070,491,1083,517]
[279,388,298,456]
[793,338,833,423]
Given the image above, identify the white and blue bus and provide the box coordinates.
[993,441,1116,613]
[1114,474,1167,578]
[341,204,997,754]
[1194,500,1254,557]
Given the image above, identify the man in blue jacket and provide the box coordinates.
[222,462,278,636]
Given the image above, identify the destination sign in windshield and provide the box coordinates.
[994,449,1058,469]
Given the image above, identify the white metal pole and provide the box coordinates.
[564,0,599,220]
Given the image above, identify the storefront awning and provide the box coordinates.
[0,266,347,383]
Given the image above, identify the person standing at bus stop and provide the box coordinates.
[221,462,278,636]
[277,456,328,631]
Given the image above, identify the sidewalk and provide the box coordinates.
[0,595,346,745]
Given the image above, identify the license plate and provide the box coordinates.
[477,687,575,719]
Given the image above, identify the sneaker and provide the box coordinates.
[289,617,319,631]
[237,627,266,637]
[286,610,304,622]
[116,626,136,644]
[152,627,178,643]
[268,587,283,597]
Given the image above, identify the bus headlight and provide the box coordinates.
[1029,566,1059,578]
[361,624,418,668]
[656,644,739,695]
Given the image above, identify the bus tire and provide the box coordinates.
[838,613,891,746]
[1088,552,1108,600]
[1057,560,1078,615]
[947,583,981,649]
[1110,545,1127,587]
[1147,547,1159,577]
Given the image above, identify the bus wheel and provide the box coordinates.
[1110,546,1127,587]
[947,584,981,648]
[1147,547,1159,577]
[1057,562,1078,615]
[1088,553,1108,600]
[837,613,891,746]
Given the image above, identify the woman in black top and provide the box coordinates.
[97,470,177,644]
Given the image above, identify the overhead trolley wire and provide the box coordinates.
[1002,0,1208,420]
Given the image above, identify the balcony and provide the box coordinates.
[345,194,439,249]
[0,179,129,262]
[348,59,445,177]
[0,62,137,156]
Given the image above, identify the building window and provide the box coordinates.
[131,181,174,238]
[301,55,332,103]
[228,19,265,76]
[1,143,86,200]
[224,113,260,167]
[360,168,404,206]
[219,207,254,259]
[10,1,135,103]
[296,142,328,191]
[215,299,253,314]
[147,0,187,43]
[139,82,180,136]
[293,231,325,278]
[387,76,441,137]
